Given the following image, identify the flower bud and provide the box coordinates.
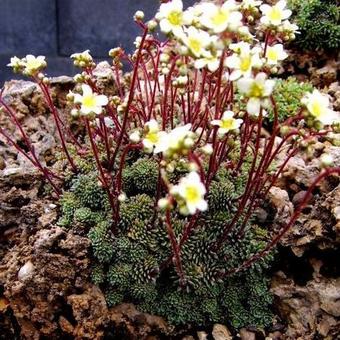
[147,20,158,31]
[134,10,145,21]
[320,153,333,168]
[71,109,80,117]
[118,192,127,202]
[158,197,170,210]
[129,131,141,143]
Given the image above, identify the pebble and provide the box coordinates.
[18,260,35,280]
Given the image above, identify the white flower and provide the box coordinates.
[171,171,207,215]
[7,56,22,69]
[260,0,292,26]
[237,73,275,116]
[23,55,46,74]
[200,1,242,33]
[211,111,243,136]
[156,0,191,37]
[301,90,340,126]
[70,50,92,61]
[182,27,212,58]
[225,43,263,80]
[166,124,193,154]
[265,44,288,65]
[282,20,299,33]
[142,119,169,154]
[194,51,221,72]
[73,84,108,115]
[158,197,171,210]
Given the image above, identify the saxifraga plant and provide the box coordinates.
[288,0,340,51]
[1,0,340,330]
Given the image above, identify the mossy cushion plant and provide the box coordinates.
[59,158,274,327]
[269,77,314,122]
[2,0,340,333]
[288,0,340,51]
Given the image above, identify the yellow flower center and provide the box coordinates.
[188,38,202,54]
[146,132,159,144]
[185,185,200,203]
[249,82,264,97]
[211,9,229,26]
[268,7,282,22]
[26,59,42,71]
[168,11,183,26]
[267,49,278,61]
[311,101,322,117]
[221,118,235,130]
[240,55,252,72]
[82,95,96,108]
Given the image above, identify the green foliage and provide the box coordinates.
[88,221,114,263]
[58,192,81,227]
[288,0,340,51]
[269,77,313,122]
[71,173,108,210]
[122,158,159,195]
[59,161,275,330]
[237,77,313,123]
[118,194,154,231]
[58,173,108,228]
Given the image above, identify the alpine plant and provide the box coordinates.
[1,0,340,329]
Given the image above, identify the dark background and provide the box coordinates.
[0,0,196,85]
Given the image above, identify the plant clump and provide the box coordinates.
[288,0,340,51]
[1,0,340,332]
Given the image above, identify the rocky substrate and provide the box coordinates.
[0,63,339,339]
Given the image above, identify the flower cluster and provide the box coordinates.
[2,1,340,318]
[7,55,46,76]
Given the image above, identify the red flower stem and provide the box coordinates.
[214,51,225,119]
[189,151,205,181]
[214,112,263,250]
[226,167,340,275]
[0,128,61,196]
[99,116,111,162]
[165,209,185,286]
[38,82,77,172]
[161,57,178,129]
[179,213,199,249]
[0,99,61,194]
[85,118,116,222]
[109,27,149,171]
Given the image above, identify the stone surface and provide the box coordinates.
[271,266,340,339]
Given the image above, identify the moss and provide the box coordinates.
[288,0,340,51]
[269,77,313,122]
